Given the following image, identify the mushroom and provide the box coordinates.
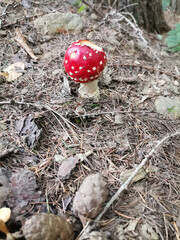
[64,40,107,99]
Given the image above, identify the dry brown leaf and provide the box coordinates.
[0,207,11,223]
[0,219,9,235]
[73,173,108,225]
[57,151,92,180]
[14,28,38,61]
[2,62,25,82]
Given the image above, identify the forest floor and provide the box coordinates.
[0,1,180,240]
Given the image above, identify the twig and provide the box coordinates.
[82,0,103,17]
[114,210,135,220]
[95,131,180,221]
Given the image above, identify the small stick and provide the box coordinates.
[82,0,104,17]
[14,28,38,61]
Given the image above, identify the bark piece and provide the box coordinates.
[7,170,43,215]
[73,173,108,225]
[22,214,74,240]
[14,114,42,148]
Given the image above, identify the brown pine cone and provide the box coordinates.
[22,213,74,240]
[73,173,108,225]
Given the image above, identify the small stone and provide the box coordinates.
[115,115,123,124]
[134,60,140,65]
[0,30,7,36]
[75,106,85,114]
[159,80,165,86]
[91,13,98,20]
[154,96,180,119]
[52,69,61,75]
[173,80,179,87]
[108,46,116,53]
[34,12,83,36]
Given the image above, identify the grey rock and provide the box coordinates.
[0,30,7,37]
[115,115,123,124]
[91,13,98,20]
[34,12,83,36]
[154,96,180,118]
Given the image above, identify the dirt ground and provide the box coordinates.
[0,1,180,240]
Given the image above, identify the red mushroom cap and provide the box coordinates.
[64,40,107,83]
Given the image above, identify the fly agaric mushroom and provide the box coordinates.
[64,40,107,99]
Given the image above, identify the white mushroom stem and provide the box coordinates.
[78,79,100,100]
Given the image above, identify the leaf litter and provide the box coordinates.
[0,1,179,239]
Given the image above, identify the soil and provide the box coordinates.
[0,1,180,240]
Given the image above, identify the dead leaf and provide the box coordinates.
[1,62,25,82]
[124,218,140,232]
[14,28,38,61]
[139,223,159,240]
[58,155,79,180]
[0,220,9,235]
[14,114,42,148]
[120,168,146,184]
[57,151,92,180]
[0,207,11,223]
[56,28,68,34]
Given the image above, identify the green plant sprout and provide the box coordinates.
[165,23,180,52]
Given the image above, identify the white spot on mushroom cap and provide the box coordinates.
[89,53,92,57]
[87,70,91,73]
[95,75,98,78]
[83,56,87,60]
[71,66,74,69]
[79,66,83,70]
[92,67,96,71]
[69,72,73,75]
[90,76,94,79]
[100,61,103,65]
[75,71,78,73]
[104,56,106,59]
[65,60,68,64]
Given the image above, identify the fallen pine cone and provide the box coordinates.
[73,173,108,225]
[22,213,74,240]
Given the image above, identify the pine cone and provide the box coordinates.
[73,173,108,225]
[22,213,74,240]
